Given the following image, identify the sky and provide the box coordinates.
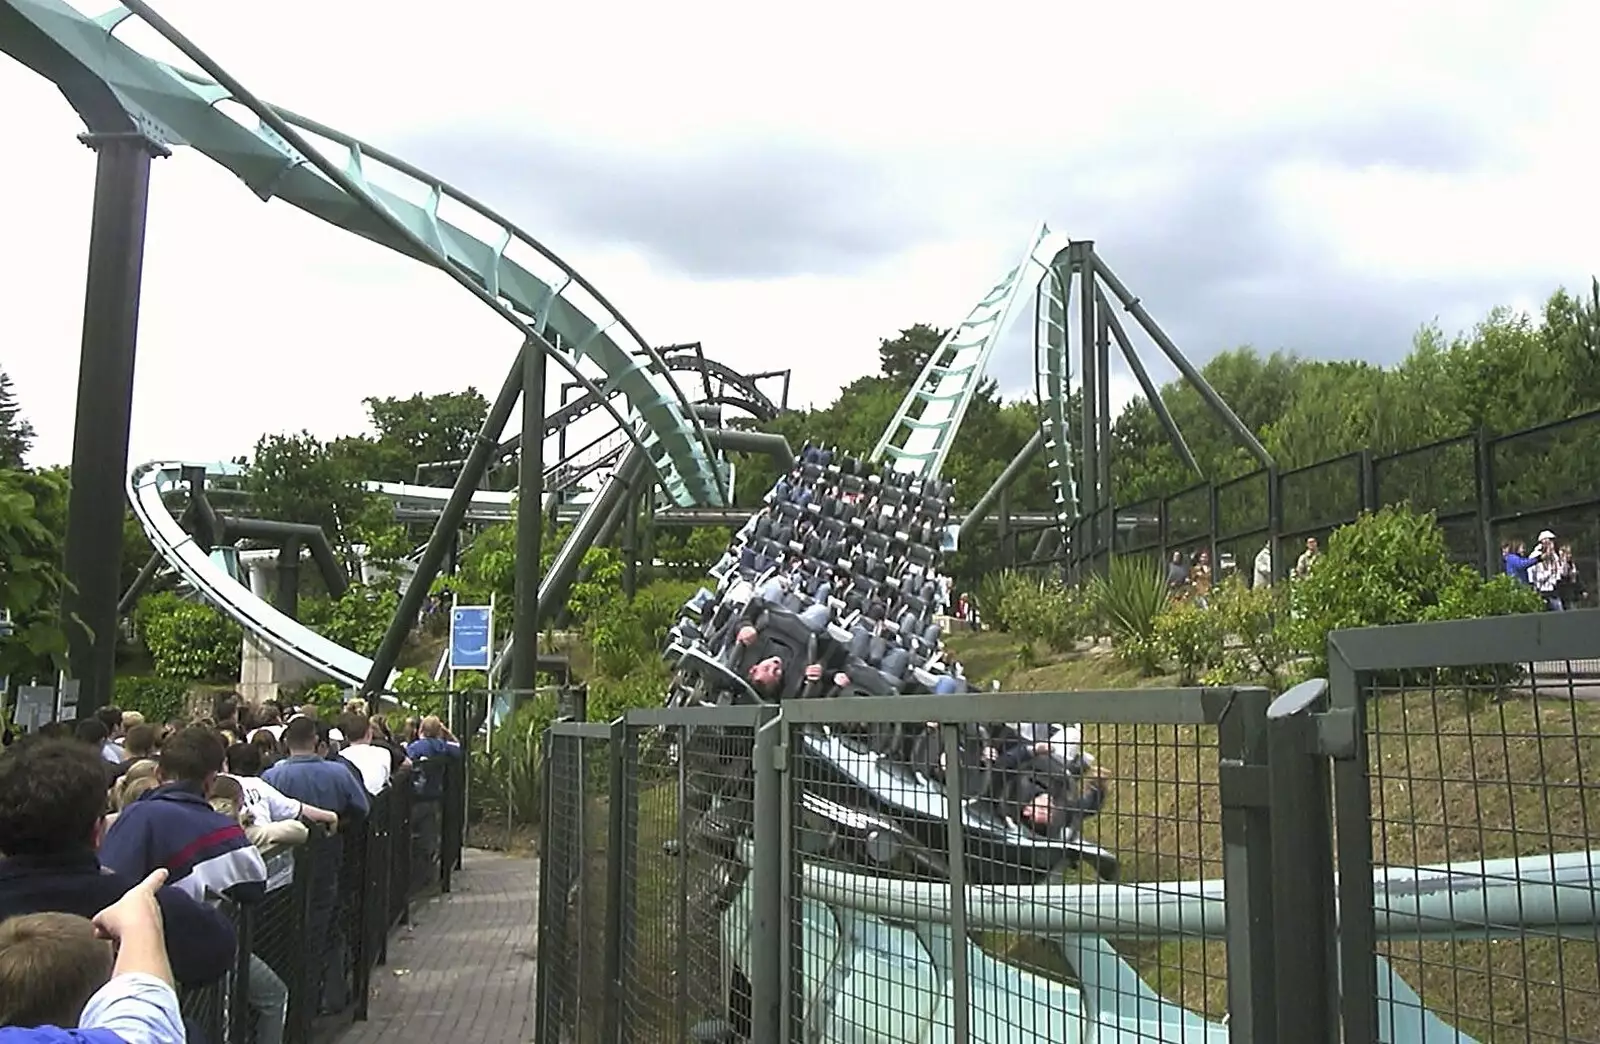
[2,0,1595,471]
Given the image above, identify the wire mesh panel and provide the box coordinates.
[776,689,1253,1044]
[1374,434,1478,519]
[536,723,617,1044]
[1491,411,1600,519]
[251,846,313,1044]
[1114,498,1163,555]
[615,711,760,1044]
[1280,452,1364,539]
[1165,483,1212,550]
[1330,611,1600,1044]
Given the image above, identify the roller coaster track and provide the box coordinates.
[494,352,781,459]
[872,224,1070,482]
[1034,252,1081,534]
[2,0,728,509]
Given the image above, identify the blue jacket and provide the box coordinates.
[98,783,267,906]
[0,849,235,987]
[263,755,369,818]
[1504,551,1537,583]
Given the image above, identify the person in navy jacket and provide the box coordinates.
[0,737,235,988]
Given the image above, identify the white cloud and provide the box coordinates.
[2,0,1594,469]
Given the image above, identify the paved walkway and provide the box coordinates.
[339,849,538,1044]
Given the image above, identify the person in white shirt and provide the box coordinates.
[336,714,397,796]
[222,743,339,838]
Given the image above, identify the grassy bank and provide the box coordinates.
[945,630,1600,1037]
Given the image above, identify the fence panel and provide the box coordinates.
[610,706,768,1044]
[1327,609,1600,1043]
[1165,482,1213,550]
[1279,452,1364,540]
[536,722,614,1044]
[772,686,1271,1043]
[1115,497,1163,555]
[1491,411,1600,519]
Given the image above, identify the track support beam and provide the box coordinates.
[362,339,535,696]
[511,341,547,694]
[62,129,168,716]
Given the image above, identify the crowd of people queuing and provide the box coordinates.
[0,693,463,1044]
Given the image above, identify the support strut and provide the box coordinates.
[62,129,169,716]
[510,340,547,694]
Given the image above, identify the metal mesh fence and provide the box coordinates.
[1374,434,1478,519]
[1491,412,1600,518]
[536,724,615,1044]
[1360,664,1600,1042]
[1280,452,1364,538]
[776,691,1244,1043]
[617,717,758,1043]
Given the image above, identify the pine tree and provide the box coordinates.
[0,369,33,469]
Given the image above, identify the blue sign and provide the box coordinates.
[450,606,493,670]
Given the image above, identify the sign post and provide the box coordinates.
[448,597,494,732]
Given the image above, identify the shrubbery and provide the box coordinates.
[112,675,190,724]
[134,592,243,682]
[994,505,1543,690]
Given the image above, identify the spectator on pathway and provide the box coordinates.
[1189,550,1213,606]
[336,714,393,797]
[262,717,365,1015]
[1529,530,1566,611]
[1556,543,1585,609]
[0,738,234,991]
[1294,536,1320,579]
[248,702,286,744]
[1502,539,1539,584]
[1252,542,1273,589]
[94,709,124,766]
[224,742,338,847]
[264,717,369,820]
[119,711,145,736]
[100,728,287,1044]
[99,727,268,905]
[1166,551,1189,590]
[0,868,186,1044]
[116,725,157,777]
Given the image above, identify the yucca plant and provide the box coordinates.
[1087,555,1170,671]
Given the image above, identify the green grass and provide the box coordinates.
[944,630,1600,1037]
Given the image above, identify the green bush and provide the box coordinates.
[1154,599,1227,684]
[588,661,672,724]
[302,585,399,659]
[1090,556,1170,673]
[975,570,1087,652]
[134,593,242,683]
[113,675,190,725]
[585,580,701,679]
[1211,578,1296,685]
[1289,505,1542,673]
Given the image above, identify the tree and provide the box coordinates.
[0,467,77,679]
[363,389,490,482]
[244,431,370,544]
[878,324,949,385]
[0,369,34,469]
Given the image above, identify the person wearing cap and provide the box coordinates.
[1529,530,1565,610]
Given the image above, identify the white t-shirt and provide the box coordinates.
[249,724,286,743]
[223,772,302,826]
[340,742,392,796]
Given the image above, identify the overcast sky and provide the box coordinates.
[2,0,1593,469]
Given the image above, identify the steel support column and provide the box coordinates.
[363,339,535,695]
[1073,244,1099,541]
[62,130,168,715]
[1098,288,1201,476]
[1093,253,1275,470]
[511,342,547,694]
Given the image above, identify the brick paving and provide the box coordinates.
[339,849,539,1044]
